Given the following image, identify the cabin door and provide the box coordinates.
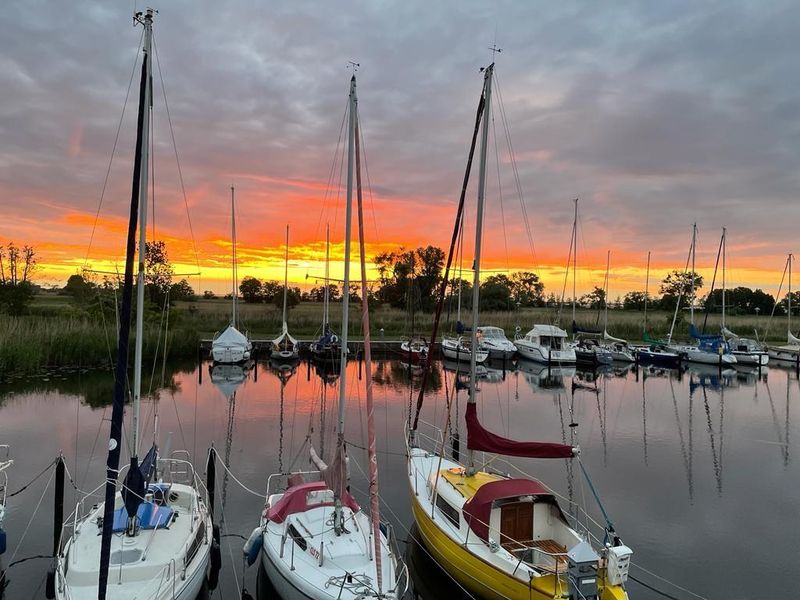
[499,502,533,550]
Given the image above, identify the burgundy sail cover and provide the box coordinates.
[465,403,575,458]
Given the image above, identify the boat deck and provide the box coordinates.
[440,468,503,500]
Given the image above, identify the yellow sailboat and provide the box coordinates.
[406,63,632,600]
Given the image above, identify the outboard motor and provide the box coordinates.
[567,541,600,600]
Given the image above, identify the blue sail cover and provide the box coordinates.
[121,444,158,519]
[689,324,731,354]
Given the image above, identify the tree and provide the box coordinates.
[445,277,473,311]
[63,273,95,301]
[373,245,445,310]
[0,242,37,314]
[509,271,545,307]
[704,286,775,315]
[780,291,800,316]
[170,279,196,302]
[239,277,263,303]
[308,284,340,302]
[480,275,513,311]
[659,270,703,311]
[262,281,282,304]
[273,286,301,310]
[580,286,606,310]
[144,241,173,306]
[203,290,216,299]
[622,291,648,311]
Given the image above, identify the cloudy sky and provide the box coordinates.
[1,0,798,296]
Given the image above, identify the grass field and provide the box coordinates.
[0,295,785,377]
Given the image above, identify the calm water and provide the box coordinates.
[0,357,797,599]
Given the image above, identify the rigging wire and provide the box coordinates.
[83,28,144,269]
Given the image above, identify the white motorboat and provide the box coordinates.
[441,335,489,363]
[477,325,517,359]
[515,324,576,364]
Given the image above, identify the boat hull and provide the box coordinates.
[636,350,680,367]
[211,347,251,364]
[440,343,488,363]
[515,344,576,365]
[407,463,627,600]
[732,351,769,366]
[768,347,800,365]
[681,348,737,365]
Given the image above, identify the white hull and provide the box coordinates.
[683,348,737,365]
[516,342,576,364]
[608,348,636,362]
[768,346,800,364]
[482,346,516,360]
[732,351,769,366]
[271,349,300,361]
[211,346,251,364]
[56,483,212,600]
[441,340,488,363]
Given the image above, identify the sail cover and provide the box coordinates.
[572,321,601,336]
[121,444,157,519]
[465,403,575,458]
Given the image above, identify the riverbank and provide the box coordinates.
[0,296,783,376]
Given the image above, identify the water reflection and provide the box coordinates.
[0,358,798,599]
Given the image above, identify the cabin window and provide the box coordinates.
[435,495,460,528]
[288,524,308,551]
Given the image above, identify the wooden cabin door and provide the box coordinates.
[500,502,533,550]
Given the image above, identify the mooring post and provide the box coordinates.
[206,446,217,520]
[54,455,65,557]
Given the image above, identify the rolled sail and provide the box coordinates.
[465,403,576,458]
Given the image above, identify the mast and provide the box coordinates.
[323,223,330,330]
[231,185,238,329]
[354,111,383,593]
[99,9,153,598]
[690,222,696,325]
[789,253,793,337]
[282,224,289,329]
[572,198,578,325]
[337,74,356,439]
[603,250,610,333]
[467,63,493,472]
[721,228,726,330]
[644,251,651,334]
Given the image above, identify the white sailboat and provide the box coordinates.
[257,73,404,600]
[599,252,635,362]
[718,229,768,366]
[271,224,300,361]
[54,12,213,600]
[407,63,632,600]
[211,185,253,364]
[310,224,342,361]
[768,253,800,364]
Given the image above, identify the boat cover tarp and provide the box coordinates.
[572,321,601,336]
[212,325,251,349]
[643,331,669,345]
[456,320,472,334]
[603,330,627,344]
[272,322,298,348]
[111,502,173,533]
[690,324,723,342]
[462,478,566,543]
[465,403,575,459]
[267,480,359,524]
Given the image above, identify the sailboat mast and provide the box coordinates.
[231,185,238,329]
[99,9,153,598]
[467,63,493,471]
[789,253,793,336]
[721,228,726,330]
[354,114,383,594]
[690,222,696,325]
[644,251,651,334]
[337,75,356,439]
[572,198,578,324]
[603,250,610,332]
[323,224,330,329]
[282,224,289,327]
[131,14,154,461]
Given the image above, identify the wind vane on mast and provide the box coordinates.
[347,60,360,72]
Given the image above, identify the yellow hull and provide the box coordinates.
[410,489,627,600]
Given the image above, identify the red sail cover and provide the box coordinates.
[465,403,575,458]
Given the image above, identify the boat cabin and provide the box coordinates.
[524,325,569,351]
[267,481,359,523]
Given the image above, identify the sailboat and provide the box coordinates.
[257,73,404,600]
[637,251,681,366]
[767,253,800,365]
[53,11,213,600]
[310,224,342,362]
[717,229,768,366]
[407,63,632,600]
[271,224,300,361]
[211,185,253,364]
[400,274,430,364]
[566,200,612,365]
[599,252,635,362]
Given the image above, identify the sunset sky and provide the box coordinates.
[1,1,798,298]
